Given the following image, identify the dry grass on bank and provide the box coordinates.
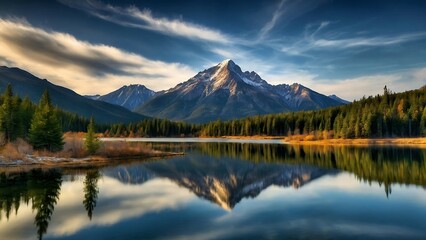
[60,136,161,158]
[219,131,426,147]
[98,141,160,158]
[0,136,163,162]
[219,135,285,140]
[1,139,33,161]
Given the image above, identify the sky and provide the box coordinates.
[0,0,425,100]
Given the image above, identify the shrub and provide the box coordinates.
[1,139,32,160]
[63,136,86,158]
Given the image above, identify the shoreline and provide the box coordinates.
[102,135,426,147]
[214,135,285,140]
[0,152,184,170]
[1,136,425,169]
[285,137,426,147]
[284,138,426,147]
[213,135,426,147]
[217,136,426,147]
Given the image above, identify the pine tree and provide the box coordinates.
[420,106,426,137]
[85,117,100,155]
[29,90,64,152]
[0,84,21,141]
[20,97,35,138]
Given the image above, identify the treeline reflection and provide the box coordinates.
[194,143,426,190]
[151,142,426,190]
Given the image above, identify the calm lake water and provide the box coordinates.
[1,140,426,240]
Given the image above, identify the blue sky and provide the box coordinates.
[0,0,425,100]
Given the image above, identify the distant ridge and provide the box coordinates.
[97,84,156,111]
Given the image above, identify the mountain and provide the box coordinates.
[97,84,156,111]
[136,59,343,123]
[328,94,350,104]
[274,83,346,110]
[0,66,146,123]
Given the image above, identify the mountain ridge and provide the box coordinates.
[0,66,146,123]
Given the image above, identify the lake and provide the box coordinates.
[1,140,426,240]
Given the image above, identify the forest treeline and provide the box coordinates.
[1,84,425,140]
[106,86,426,138]
[0,85,90,149]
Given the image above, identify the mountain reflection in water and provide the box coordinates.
[0,142,425,240]
[105,154,336,210]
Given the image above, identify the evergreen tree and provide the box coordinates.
[29,90,64,152]
[84,117,100,155]
[0,84,21,141]
[421,106,426,137]
[20,97,35,138]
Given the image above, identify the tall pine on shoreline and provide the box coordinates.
[29,90,64,152]
[0,84,21,142]
[84,117,100,155]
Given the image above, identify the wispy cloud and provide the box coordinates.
[59,0,231,44]
[281,21,426,55]
[313,32,426,49]
[257,0,328,42]
[258,0,286,40]
[0,18,195,94]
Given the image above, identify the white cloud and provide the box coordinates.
[0,19,195,94]
[312,70,425,100]
[59,0,231,44]
[413,68,426,85]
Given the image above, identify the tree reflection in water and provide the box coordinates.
[83,170,101,220]
[0,169,62,240]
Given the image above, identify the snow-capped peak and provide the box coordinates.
[220,59,233,65]
[202,59,268,90]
